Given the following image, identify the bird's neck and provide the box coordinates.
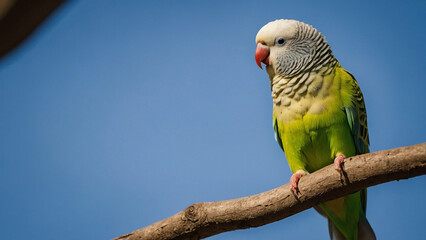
[270,59,338,107]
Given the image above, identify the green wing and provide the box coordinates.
[343,70,370,213]
[343,70,370,155]
[273,116,284,151]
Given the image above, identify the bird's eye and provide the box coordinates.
[275,38,286,46]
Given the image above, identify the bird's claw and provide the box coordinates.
[290,172,303,196]
[334,155,346,180]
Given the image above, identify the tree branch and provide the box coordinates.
[0,0,66,60]
[114,143,426,240]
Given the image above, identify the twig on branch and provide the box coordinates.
[114,143,426,240]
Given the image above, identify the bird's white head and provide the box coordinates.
[255,19,333,78]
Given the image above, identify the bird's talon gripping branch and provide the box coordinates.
[290,170,308,196]
[334,155,346,178]
[290,173,302,195]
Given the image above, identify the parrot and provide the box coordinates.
[254,19,376,240]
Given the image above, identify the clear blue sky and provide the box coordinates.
[0,1,425,239]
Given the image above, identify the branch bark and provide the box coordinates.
[114,143,426,240]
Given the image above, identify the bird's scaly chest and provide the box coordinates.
[272,66,348,171]
[271,66,341,125]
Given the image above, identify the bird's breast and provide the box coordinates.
[272,66,339,124]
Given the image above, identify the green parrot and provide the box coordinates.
[255,20,376,240]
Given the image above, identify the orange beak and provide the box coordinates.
[255,43,270,69]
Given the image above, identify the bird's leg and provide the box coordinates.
[290,170,308,196]
[334,154,346,179]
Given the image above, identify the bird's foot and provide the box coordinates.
[290,170,308,196]
[334,154,346,180]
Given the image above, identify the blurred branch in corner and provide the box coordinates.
[0,0,67,60]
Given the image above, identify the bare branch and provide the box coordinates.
[114,143,426,240]
[0,0,66,60]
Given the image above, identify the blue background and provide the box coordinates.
[1,1,425,239]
